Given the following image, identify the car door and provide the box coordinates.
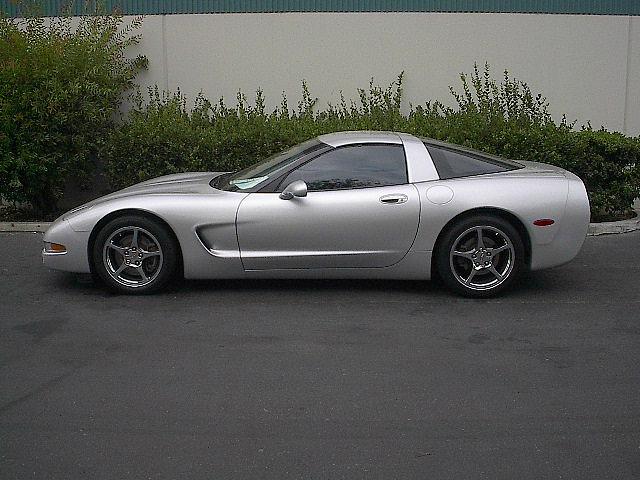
[236,143,420,270]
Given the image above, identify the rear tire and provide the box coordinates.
[436,215,525,298]
[92,215,179,294]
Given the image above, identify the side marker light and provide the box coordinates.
[44,242,67,253]
[533,219,555,227]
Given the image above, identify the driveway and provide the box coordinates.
[1,231,639,479]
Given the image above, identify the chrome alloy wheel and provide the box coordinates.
[102,226,163,288]
[449,225,516,291]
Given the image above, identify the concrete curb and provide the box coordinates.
[0,222,52,233]
[587,215,640,236]
[587,200,640,236]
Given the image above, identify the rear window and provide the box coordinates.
[425,143,519,180]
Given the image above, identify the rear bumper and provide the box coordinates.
[530,172,590,270]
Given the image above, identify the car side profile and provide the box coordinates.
[42,131,590,297]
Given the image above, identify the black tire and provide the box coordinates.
[435,215,525,298]
[92,215,179,294]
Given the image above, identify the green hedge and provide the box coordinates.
[1,10,638,221]
[0,15,146,215]
[105,67,640,221]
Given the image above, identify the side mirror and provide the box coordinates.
[279,180,308,200]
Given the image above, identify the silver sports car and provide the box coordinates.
[43,131,590,297]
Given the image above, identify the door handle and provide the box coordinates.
[379,194,408,205]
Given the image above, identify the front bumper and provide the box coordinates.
[42,217,92,273]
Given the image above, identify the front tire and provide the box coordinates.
[436,215,525,298]
[92,215,179,294]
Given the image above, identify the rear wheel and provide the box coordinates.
[92,215,178,294]
[436,215,525,297]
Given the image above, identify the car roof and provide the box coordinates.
[317,131,402,147]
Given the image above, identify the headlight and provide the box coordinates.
[62,204,91,220]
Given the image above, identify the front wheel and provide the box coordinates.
[92,215,179,294]
[436,215,525,298]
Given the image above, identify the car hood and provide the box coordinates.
[121,172,222,193]
[62,172,225,220]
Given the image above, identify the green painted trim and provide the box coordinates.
[2,0,639,17]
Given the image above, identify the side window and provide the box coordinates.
[279,144,407,192]
[426,145,511,180]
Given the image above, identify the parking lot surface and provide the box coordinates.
[1,231,639,479]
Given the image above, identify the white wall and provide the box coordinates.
[128,13,640,135]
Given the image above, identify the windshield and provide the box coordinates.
[212,138,324,192]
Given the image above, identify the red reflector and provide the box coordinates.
[533,219,555,226]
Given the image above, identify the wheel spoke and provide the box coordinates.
[141,249,161,259]
[491,244,510,255]
[108,241,127,254]
[136,266,149,282]
[489,265,503,281]
[464,269,477,285]
[130,228,139,248]
[476,228,485,249]
[452,250,474,261]
[115,263,128,275]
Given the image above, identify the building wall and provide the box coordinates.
[126,12,640,135]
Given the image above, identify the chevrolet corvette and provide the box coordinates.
[43,131,590,297]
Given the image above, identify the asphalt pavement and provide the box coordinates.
[1,231,639,479]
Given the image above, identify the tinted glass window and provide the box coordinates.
[213,138,323,191]
[426,145,513,179]
[280,144,407,191]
